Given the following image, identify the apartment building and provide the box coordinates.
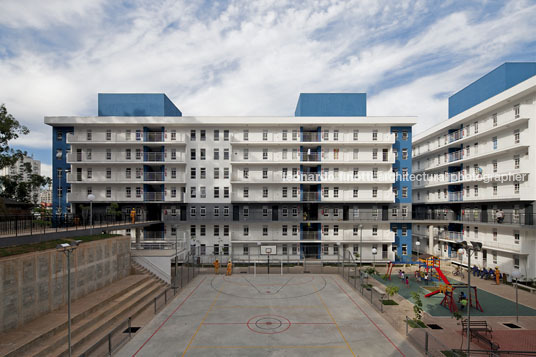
[45,93,415,262]
[412,62,536,279]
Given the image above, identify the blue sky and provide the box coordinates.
[1,0,535,177]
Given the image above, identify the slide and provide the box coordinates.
[424,267,451,298]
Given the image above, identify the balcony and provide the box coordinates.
[448,192,463,202]
[144,132,164,142]
[449,150,463,162]
[144,192,164,201]
[448,129,464,143]
[144,152,164,162]
[301,232,320,240]
[301,132,321,142]
[144,172,164,181]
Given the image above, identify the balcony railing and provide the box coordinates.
[301,133,321,142]
[448,129,464,143]
[144,192,164,201]
[302,232,320,240]
[144,172,164,181]
[302,192,321,201]
[448,192,463,202]
[144,132,164,142]
[301,152,321,162]
[449,150,463,162]
[144,152,164,162]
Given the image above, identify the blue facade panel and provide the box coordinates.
[448,62,536,118]
[391,126,412,204]
[52,126,73,215]
[391,223,412,263]
[295,93,366,116]
[98,93,182,117]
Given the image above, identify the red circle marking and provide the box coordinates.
[246,314,291,334]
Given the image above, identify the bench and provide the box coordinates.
[461,320,492,336]
[471,330,500,352]
[517,283,536,294]
[372,286,386,300]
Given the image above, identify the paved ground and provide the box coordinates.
[117,274,421,357]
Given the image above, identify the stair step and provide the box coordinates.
[27,280,163,357]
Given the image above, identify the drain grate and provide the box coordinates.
[240,271,247,274]
[123,327,141,333]
[427,324,443,330]
[503,323,521,329]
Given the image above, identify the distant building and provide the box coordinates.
[0,155,41,203]
[40,187,53,208]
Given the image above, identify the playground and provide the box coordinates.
[116,274,420,357]
[378,258,536,317]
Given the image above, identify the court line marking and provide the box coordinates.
[131,277,206,357]
[212,305,321,309]
[189,345,347,349]
[203,322,335,325]
[333,276,406,357]
[180,289,222,357]
[315,285,357,357]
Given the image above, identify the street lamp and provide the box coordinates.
[372,247,377,269]
[458,241,482,357]
[512,268,522,323]
[415,240,421,263]
[57,240,82,357]
[359,224,363,271]
[87,194,95,235]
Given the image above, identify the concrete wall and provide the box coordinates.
[0,236,131,333]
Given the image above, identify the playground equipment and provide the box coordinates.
[421,256,484,313]
[416,256,445,282]
[385,262,394,280]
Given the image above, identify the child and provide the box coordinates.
[405,276,409,286]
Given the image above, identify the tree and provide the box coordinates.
[385,285,400,300]
[0,104,50,204]
[411,292,424,322]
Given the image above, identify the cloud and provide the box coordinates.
[0,0,535,166]
[41,163,52,179]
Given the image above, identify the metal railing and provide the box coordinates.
[144,152,164,161]
[144,192,164,201]
[144,132,164,142]
[302,192,321,201]
[0,213,149,238]
[301,133,321,142]
[300,152,322,162]
[144,172,164,181]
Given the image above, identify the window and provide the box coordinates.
[514,231,520,244]
[323,225,329,235]
[136,129,142,141]
[106,168,111,179]
[402,244,407,255]
[514,129,520,144]
[190,187,196,198]
[214,187,220,198]
[474,185,478,197]
[213,148,220,160]
[171,187,177,198]
[223,130,229,141]
[333,225,339,236]
[243,149,249,160]
[353,149,359,160]
[263,187,268,198]
[323,187,329,198]
[126,130,131,140]
[333,130,339,141]
[87,168,92,179]
[171,169,177,179]
[224,168,229,179]
[282,149,288,160]
[323,130,329,141]
[86,130,92,141]
[191,168,196,179]
[373,149,378,160]
[324,245,329,255]
[353,130,359,141]
[263,226,268,236]
[292,130,298,141]
[514,155,520,169]
[282,207,288,216]
[492,113,497,127]
[333,187,339,198]
[200,130,206,141]
[243,226,249,236]
[492,136,497,150]
[171,130,176,141]
[212,224,219,235]
[213,129,219,141]
[200,187,206,198]
[372,130,378,141]
[214,168,220,179]
[243,129,249,141]
[56,130,63,141]
[263,130,268,141]
[373,168,378,179]
[353,188,359,198]
[492,251,497,264]
[333,245,338,255]
[402,148,408,160]
[126,187,131,198]
[263,148,268,160]
[282,130,288,141]
[200,168,206,179]
[402,131,408,140]
[474,121,478,134]
[262,168,268,179]
[190,149,196,160]
[224,187,229,198]
[223,206,229,216]
[224,148,229,160]
[493,160,497,173]
[514,104,520,118]
[402,206,408,217]
[514,182,520,194]
[135,187,141,198]
[243,187,249,198]
[190,207,196,217]
[190,130,196,141]
[200,149,206,160]
[493,185,497,196]
[171,149,177,160]
[372,187,378,198]
[106,149,112,160]
[372,226,378,236]
[282,225,288,236]
[106,187,111,198]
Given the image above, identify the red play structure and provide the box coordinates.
[385,262,394,280]
[422,256,484,313]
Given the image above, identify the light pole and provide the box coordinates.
[372,247,377,269]
[458,241,482,357]
[359,224,363,272]
[415,240,421,263]
[87,194,95,235]
[512,268,522,323]
[57,240,82,357]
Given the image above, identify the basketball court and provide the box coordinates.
[117,274,420,356]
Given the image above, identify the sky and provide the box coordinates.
[1,0,536,178]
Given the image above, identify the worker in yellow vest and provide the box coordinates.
[213,259,220,274]
[130,208,136,224]
[226,259,233,276]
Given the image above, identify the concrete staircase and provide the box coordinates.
[0,265,168,357]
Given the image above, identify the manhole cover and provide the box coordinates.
[123,327,141,333]
[503,323,521,329]
[427,324,442,330]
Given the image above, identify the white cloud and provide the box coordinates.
[0,0,535,162]
[40,163,52,178]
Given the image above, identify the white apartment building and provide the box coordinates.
[412,63,536,280]
[46,93,415,263]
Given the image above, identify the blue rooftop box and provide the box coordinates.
[98,93,182,116]
[295,93,367,117]
[448,62,536,118]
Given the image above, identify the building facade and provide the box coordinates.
[412,63,536,279]
[45,93,415,263]
[0,155,42,203]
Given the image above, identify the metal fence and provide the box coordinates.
[0,213,149,237]
[404,317,462,357]
[80,253,200,357]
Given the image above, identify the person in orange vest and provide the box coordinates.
[495,267,501,285]
[130,208,136,224]
[213,259,220,274]
[226,259,233,276]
